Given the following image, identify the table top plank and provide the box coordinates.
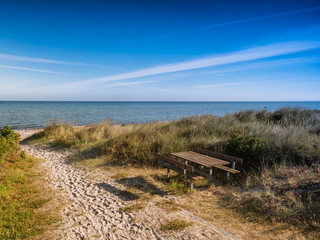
[170,151,230,167]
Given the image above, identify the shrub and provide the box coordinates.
[272,107,320,126]
[225,133,266,168]
[0,126,20,162]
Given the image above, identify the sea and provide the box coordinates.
[0,101,319,129]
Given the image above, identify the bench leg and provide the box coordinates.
[190,178,194,190]
[227,162,236,181]
[167,168,170,178]
[209,167,212,185]
[184,160,188,180]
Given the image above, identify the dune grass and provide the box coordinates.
[27,107,320,231]
[0,126,59,239]
[30,107,320,169]
[224,164,320,230]
[160,219,193,232]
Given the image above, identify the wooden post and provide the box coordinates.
[184,160,188,180]
[190,178,194,190]
[209,167,212,185]
[167,168,170,178]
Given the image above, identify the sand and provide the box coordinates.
[16,129,236,240]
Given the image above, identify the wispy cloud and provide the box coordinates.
[0,64,71,75]
[71,41,320,86]
[193,56,320,77]
[17,41,320,93]
[0,53,115,69]
[194,80,265,89]
[106,80,157,87]
[130,6,320,42]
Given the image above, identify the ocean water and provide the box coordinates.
[0,101,319,129]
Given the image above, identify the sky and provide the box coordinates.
[0,0,320,101]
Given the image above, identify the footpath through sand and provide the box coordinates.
[16,129,236,240]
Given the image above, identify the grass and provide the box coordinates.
[165,178,190,195]
[155,200,180,213]
[0,127,60,239]
[121,203,145,213]
[0,152,59,239]
[160,219,193,232]
[224,164,320,229]
[28,107,320,169]
[26,107,320,233]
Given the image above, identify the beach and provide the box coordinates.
[13,107,320,240]
[16,129,234,240]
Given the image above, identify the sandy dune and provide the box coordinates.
[16,129,236,240]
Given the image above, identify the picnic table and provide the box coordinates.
[159,149,242,189]
[171,151,232,184]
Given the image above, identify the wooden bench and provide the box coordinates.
[199,149,242,180]
[158,154,200,190]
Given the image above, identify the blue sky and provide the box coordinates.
[0,0,320,101]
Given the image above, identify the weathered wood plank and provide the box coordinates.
[212,165,240,174]
[159,154,194,172]
[199,149,243,164]
[171,151,229,167]
[162,163,198,178]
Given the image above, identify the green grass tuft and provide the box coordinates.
[160,219,193,231]
[121,203,144,213]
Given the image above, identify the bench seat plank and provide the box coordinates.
[199,149,243,164]
[162,163,199,178]
[212,165,240,174]
[160,154,194,172]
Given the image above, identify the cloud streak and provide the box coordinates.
[106,80,157,87]
[0,53,115,69]
[18,41,320,93]
[192,56,319,77]
[72,41,320,86]
[194,80,266,89]
[0,64,70,75]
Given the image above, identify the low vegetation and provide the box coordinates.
[160,219,193,232]
[121,203,144,213]
[0,126,58,239]
[226,164,320,229]
[27,107,320,232]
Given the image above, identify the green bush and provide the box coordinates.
[226,133,266,168]
[0,126,20,162]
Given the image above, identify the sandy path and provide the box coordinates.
[17,130,162,240]
[16,129,234,240]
